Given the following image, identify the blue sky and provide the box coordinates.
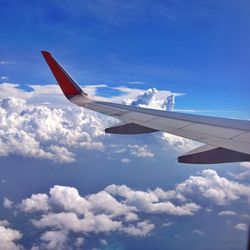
[0,1,249,249]
[0,0,250,117]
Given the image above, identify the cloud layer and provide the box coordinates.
[0,83,193,163]
[3,169,249,249]
[0,97,108,162]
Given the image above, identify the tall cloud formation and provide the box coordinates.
[3,169,249,249]
[123,88,176,111]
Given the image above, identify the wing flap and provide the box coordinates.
[105,123,158,134]
[178,145,250,164]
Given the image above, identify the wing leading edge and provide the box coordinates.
[41,51,250,164]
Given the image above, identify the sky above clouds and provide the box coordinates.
[0,0,249,249]
[0,0,250,117]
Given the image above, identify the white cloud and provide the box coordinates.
[16,180,200,243]
[20,193,50,213]
[0,220,10,227]
[160,132,199,153]
[105,184,200,216]
[32,212,121,234]
[175,169,250,205]
[8,169,250,247]
[0,97,107,163]
[240,162,250,169]
[49,145,75,163]
[234,223,248,231]
[0,82,182,107]
[120,220,155,237]
[100,239,107,245]
[111,143,155,161]
[193,229,205,236]
[0,84,195,163]
[230,162,250,180]
[128,144,154,158]
[3,197,13,209]
[75,237,84,247]
[0,83,29,100]
[40,230,68,250]
[0,222,22,250]
[218,210,237,216]
[1,76,8,81]
[123,88,178,111]
[231,170,250,180]
[121,158,130,163]
[87,190,135,217]
[49,185,91,215]
[16,171,250,225]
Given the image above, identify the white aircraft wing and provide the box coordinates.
[41,51,250,164]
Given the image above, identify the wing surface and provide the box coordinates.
[41,51,250,164]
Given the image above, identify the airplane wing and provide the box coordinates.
[41,51,250,164]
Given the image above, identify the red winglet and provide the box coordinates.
[41,51,83,98]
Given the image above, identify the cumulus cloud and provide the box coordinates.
[121,220,155,236]
[15,178,201,244]
[128,144,154,158]
[160,132,199,153]
[0,83,29,100]
[32,212,122,234]
[0,83,195,163]
[0,82,181,107]
[0,96,165,164]
[0,97,107,163]
[123,88,177,111]
[111,144,154,160]
[40,230,68,250]
[0,221,23,250]
[175,169,250,205]
[20,193,50,213]
[105,184,200,216]
[3,197,13,209]
[49,185,91,215]
[48,145,75,163]
[3,169,248,248]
